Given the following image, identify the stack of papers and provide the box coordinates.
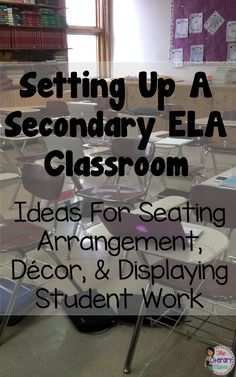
[220,176,236,188]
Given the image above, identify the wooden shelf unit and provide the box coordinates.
[0,1,63,10]
[0,0,67,62]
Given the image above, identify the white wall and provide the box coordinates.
[112,0,217,81]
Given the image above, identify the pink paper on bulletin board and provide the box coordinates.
[171,0,236,63]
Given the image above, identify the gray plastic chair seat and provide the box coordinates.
[0,220,45,254]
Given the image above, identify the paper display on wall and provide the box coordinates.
[227,43,236,62]
[189,13,203,34]
[190,45,204,63]
[226,21,236,42]
[204,11,225,36]
[175,18,188,38]
[171,48,183,67]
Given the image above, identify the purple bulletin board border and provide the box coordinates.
[170,0,236,65]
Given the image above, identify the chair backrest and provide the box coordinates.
[45,135,84,162]
[45,100,70,117]
[95,95,111,111]
[222,110,236,120]
[190,184,236,229]
[111,138,155,162]
[67,101,97,120]
[22,163,65,201]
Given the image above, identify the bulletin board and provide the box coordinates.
[170,0,236,65]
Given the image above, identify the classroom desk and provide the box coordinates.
[84,146,111,157]
[150,131,169,138]
[0,133,42,175]
[0,134,42,159]
[0,172,19,183]
[0,106,42,160]
[200,166,236,189]
[149,136,193,157]
[187,118,236,174]
[0,107,40,115]
[196,118,236,128]
[87,200,229,264]
[153,137,193,147]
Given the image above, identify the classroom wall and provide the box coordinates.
[112,0,217,81]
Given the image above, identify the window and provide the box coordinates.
[66,0,96,27]
[65,0,111,77]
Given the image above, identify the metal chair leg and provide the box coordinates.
[66,224,82,260]
[120,251,130,277]
[123,281,152,374]
[211,150,218,174]
[21,140,27,154]
[9,179,22,209]
[29,195,35,209]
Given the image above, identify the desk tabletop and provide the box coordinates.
[0,134,41,141]
[87,203,229,265]
[84,146,111,156]
[0,107,40,114]
[201,166,236,189]
[196,118,236,128]
[155,137,193,146]
[148,136,193,148]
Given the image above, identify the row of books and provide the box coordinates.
[41,29,67,48]
[0,27,11,46]
[21,10,41,27]
[40,8,66,28]
[0,4,66,27]
[0,1,60,6]
[36,0,60,5]
[0,5,9,24]
[0,27,67,48]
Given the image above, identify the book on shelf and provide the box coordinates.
[0,27,11,47]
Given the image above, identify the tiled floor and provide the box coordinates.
[0,141,236,377]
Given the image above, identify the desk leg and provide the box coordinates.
[200,145,209,170]
[178,146,183,157]
[210,149,218,174]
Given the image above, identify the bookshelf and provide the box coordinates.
[0,1,63,10]
[0,0,68,62]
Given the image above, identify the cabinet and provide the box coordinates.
[212,85,236,143]
[125,81,214,117]
[124,80,236,141]
[125,81,158,110]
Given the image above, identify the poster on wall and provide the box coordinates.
[171,48,183,67]
[175,18,188,38]
[190,45,204,63]
[226,21,236,42]
[227,43,236,62]
[171,0,236,63]
[204,11,224,36]
[189,13,203,34]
